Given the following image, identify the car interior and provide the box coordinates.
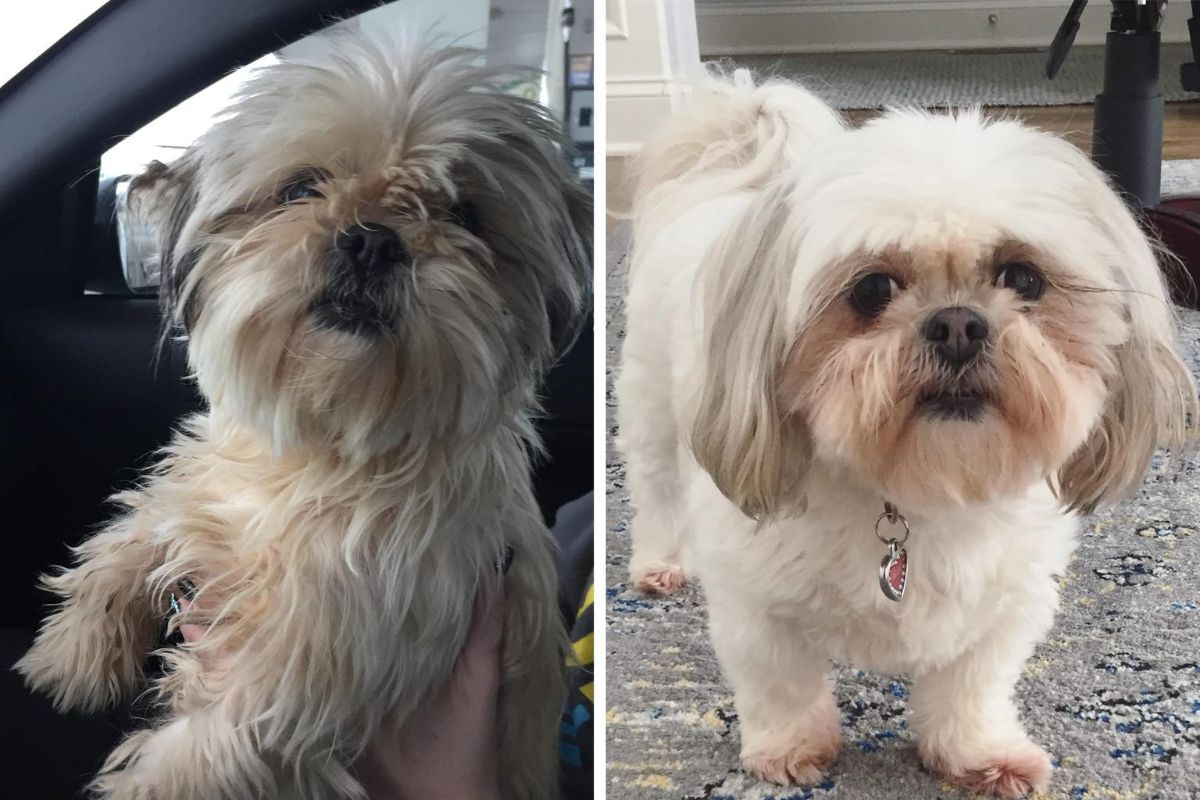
[0,2,592,793]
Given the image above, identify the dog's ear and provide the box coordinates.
[548,175,593,355]
[1055,170,1197,513]
[127,154,201,335]
[1058,336,1194,513]
[470,90,593,361]
[689,185,812,520]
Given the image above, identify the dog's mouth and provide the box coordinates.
[311,295,394,337]
[916,386,990,421]
[312,263,400,337]
[311,242,405,337]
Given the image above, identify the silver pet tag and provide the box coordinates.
[879,542,908,601]
[874,502,911,603]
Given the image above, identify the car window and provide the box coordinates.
[0,1,112,89]
[98,0,585,292]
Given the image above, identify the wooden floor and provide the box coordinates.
[846,102,1200,160]
[607,102,1200,231]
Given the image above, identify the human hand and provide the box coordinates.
[355,584,505,800]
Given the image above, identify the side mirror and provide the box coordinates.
[113,177,162,292]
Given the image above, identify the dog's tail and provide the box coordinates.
[630,67,844,233]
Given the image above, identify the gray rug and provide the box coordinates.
[605,208,1200,798]
[712,44,1199,109]
[1163,159,1200,198]
[1163,160,1200,198]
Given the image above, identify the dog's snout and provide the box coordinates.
[923,306,988,366]
[336,224,406,272]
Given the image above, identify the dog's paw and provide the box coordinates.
[742,743,838,786]
[740,693,841,786]
[15,631,128,713]
[632,564,687,596]
[16,573,153,713]
[922,740,1051,798]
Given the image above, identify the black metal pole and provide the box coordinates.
[562,1,575,138]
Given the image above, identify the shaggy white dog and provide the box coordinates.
[617,71,1193,797]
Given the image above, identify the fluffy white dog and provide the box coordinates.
[18,36,589,800]
[617,70,1194,797]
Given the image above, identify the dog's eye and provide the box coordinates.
[448,201,480,234]
[849,273,899,317]
[279,175,324,204]
[995,262,1046,301]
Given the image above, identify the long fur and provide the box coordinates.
[18,35,589,800]
[618,68,1195,797]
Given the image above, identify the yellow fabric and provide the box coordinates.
[571,631,594,668]
[577,583,594,619]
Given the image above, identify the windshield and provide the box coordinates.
[0,1,111,89]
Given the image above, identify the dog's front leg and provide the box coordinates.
[708,598,841,786]
[17,511,163,713]
[90,584,368,800]
[910,604,1055,799]
[617,326,692,597]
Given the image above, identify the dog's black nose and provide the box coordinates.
[336,224,405,272]
[923,306,988,366]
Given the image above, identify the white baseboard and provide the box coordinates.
[607,85,684,155]
[695,1,1193,55]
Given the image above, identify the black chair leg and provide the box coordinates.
[1182,0,1200,83]
[1092,1,1165,208]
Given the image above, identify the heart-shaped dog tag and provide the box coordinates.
[879,542,907,602]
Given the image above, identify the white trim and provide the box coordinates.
[606,0,629,39]
[607,78,674,96]
[607,141,643,157]
[607,0,700,152]
[662,0,702,81]
[695,1,1193,55]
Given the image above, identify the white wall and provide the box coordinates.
[607,0,701,155]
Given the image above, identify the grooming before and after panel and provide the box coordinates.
[0,2,594,799]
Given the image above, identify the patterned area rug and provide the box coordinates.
[605,214,1200,799]
[712,45,1199,110]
